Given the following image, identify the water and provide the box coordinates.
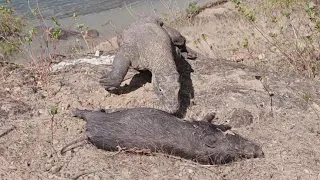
[2,0,215,64]
[1,0,214,36]
[0,0,144,19]
[0,0,216,20]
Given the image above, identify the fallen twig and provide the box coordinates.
[0,125,16,138]
[72,170,102,180]
[60,136,88,155]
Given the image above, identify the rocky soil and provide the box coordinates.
[1,1,320,179]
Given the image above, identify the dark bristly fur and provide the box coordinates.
[69,108,264,165]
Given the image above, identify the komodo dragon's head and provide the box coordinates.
[161,24,186,46]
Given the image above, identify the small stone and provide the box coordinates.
[52,140,59,146]
[47,158,54,164]
[64,150,72,156]
[41,152,47,158]
[92,175,101,180]
[270,46,277,52]
[94,50,102,57]
[48,174,54,179]
[258,53,265,60]
[51,165,62,173]
[187,169,193,174]
[13,87,21,93]
[85,29,99,39]
[8,166,17,170]
[229,109,254,128]
[231,53,250,62]
[64,173,71,178]
[44,163,52,171]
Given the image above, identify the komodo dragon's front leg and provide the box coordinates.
[99,46,137,91]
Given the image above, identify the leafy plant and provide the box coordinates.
[51,17,61,26]
[50,106,58,115]
[186,2,201,18]
[51,28,62,40]
[242,38,249,48]
[232,0,256,22]
[0,2,26,57]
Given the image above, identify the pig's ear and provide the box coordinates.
[203,135,217,148]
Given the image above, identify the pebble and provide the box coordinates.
[37,109,46,115]
[47,158,54,164]
[8,166,17,170]
[92,175,101,180]
[13,87,21,93]
[303,169,310,174]
[154,174,159,178]
[52,140,59,146]
[187,169,193,174]
[51,165,62,173]
[44,163,52,171]
[258,53,265,60]
[94,51,103,57]
[48,174,54,179]
[63,173,71,178]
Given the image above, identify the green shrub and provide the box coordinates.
[0,4,26,57]
[186,2,201,18]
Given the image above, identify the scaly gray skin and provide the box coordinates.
[116,16,164,47]
[116,16,197,60]
[100,18,180,114]
[70,108,264,165]
[161,24,198,60]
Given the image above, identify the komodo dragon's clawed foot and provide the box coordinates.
[99,77,118,92]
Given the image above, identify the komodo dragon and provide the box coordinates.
[117,16,198,60]
[100,17,182,114]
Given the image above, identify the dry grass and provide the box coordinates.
[246,0,320,77]
[1,52,320,179]
[1,1,320,179]
[168,0,320,78]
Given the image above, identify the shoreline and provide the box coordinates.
[11,0,217,64]
[28,0,216,38]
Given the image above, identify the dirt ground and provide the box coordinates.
[1,1,320,180]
